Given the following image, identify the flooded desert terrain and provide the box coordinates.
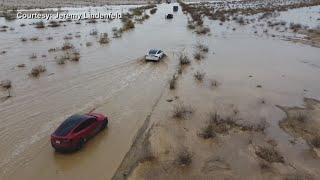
[0,0,320,180]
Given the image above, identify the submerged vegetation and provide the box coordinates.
[176,149,193,166]
[30,65,46,77]
[98,33,110,44]
[255,146,284,163]
[172,103,194,119]
[0,80,12,97]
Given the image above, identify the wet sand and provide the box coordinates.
[0,1,320,180]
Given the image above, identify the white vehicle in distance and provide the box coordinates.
[145,49,165,61]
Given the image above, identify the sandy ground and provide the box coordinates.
[0,1,320,180]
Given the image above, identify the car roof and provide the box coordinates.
[54,114,92,136]
[149,49,160,53]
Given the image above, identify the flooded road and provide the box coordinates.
[1,2,320,180]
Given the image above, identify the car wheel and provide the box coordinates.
[76,138,85,150]
[101,118,108,130]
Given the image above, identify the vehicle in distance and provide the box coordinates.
[145,49,165,61]
[51,113,108,152]
[166,14,174,19]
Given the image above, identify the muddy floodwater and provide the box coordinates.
[1,2,320,180]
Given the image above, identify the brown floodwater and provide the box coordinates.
[0,2,320,180]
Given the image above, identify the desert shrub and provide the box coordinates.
[30,65,46,77]
[62,42,74,50]
[284,172,314,180]
[255,146,284,163]
[21,37,27,42]
[311,136,320,148]
[173,103,193,119]
[17,64,26,68]
[210,79,219,87]
[70,51,80,61]
[112,27,123,38]
[130,4,156,16]
[176,149,192,166]
[207,112,238,134]
[254,119,268,132]
[57,58,66,65]
[199,124,216,139]
[194,52,204,60]
[294,112,308,123]
[0,80,12,97]
[89,29,98,36]
[30,53,37,59]
[123,19,135,31]
[194,71,205,81]
[235,16,245,25]
[179,54,190,65]
[196,43,209,53]
[131,9,143,16]
[86,42,92,47]
[177,66,182,74]
[48,21,60,27]
[144,14,150,19]
[169,75,177,90]
[64,35,73,40]
[195,26,210,35]
[30,37,39,41]
[259,161,271,170]
[2,10,17,20]
[99,33,110,44]
[290,23,302,32]
[187,23,196,30]
[87,19,97,23]
[150,8,157,14]
[35,21,45,28]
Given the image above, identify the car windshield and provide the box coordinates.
[148,49,158,55]
[54,114,88,136]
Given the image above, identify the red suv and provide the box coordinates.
[51,113,108,152]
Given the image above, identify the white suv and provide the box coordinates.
[145,49,165,61]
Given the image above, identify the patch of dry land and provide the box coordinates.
[1,0,320,180]
[0,0,155,9]
[279,98,320,158]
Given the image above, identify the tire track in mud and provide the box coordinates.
[0,58,152,178]
[111,80,167,180]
